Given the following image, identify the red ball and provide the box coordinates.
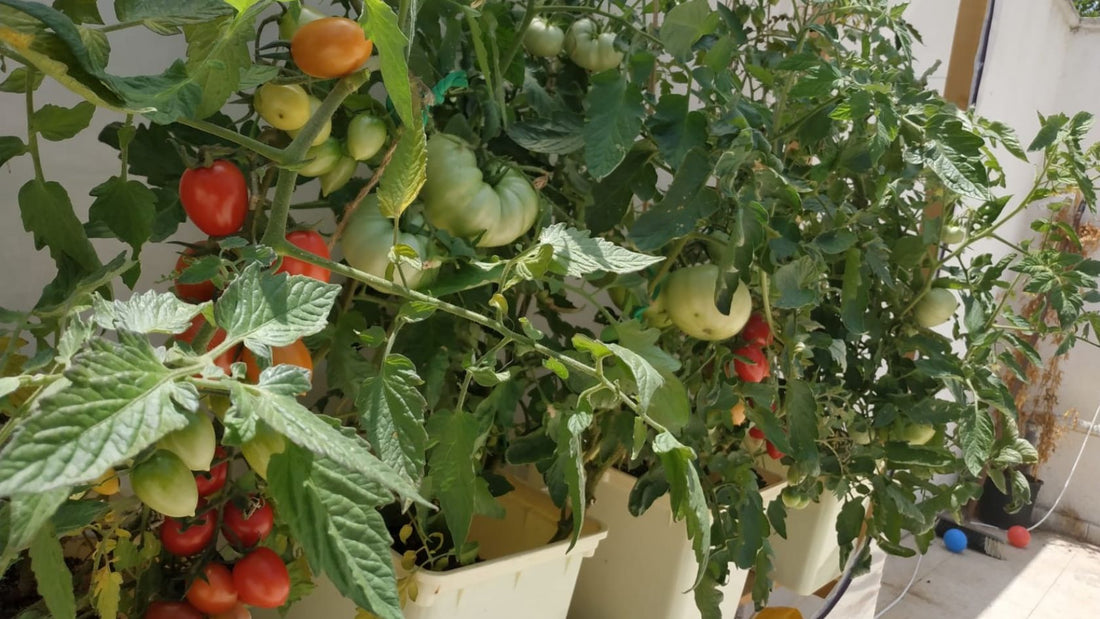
[1007,525,1031,548]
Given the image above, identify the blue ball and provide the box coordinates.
[943,528,967,553]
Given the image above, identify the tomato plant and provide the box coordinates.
[174,250,217,302]
[233,548,290,608]
[276,230,331,282]
[240,424,288,480]
[131,450,199,518]
[222,498,275,549]
[158,413,217,471]
[731,346,770,383]
[564,18,623,72]
[915,288,959,328]
[647,265,752,341]
[187,563,238,614]
[176,316,239,375]
[161,511,217,557]
[346,113,388,161]
[740,313,773,347]
[196,447,230,497]
[241,339,313,384]
[254,82,310,131]
[144,601,204,619]
[524,18,565,57]
[341,195,432,288]
[179,161,249,237]
[291,17,373,79]
[211,604,253,619]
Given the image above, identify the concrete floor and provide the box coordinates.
[876,530,1100,618]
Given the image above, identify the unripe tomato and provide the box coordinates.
[158,413,216,471]
[161,510,217,556]
[731,345,770,383]
[564,18,623,72]
[254,83,310,132]
[346,113,388,161]
[211,604,253,619]
[145,601,204,619]
[741,313,773,346]
[291,17,373,79]
[287,96,331,146]
[187,562,238,614]
[276,230,331,282]
[241,425,287,480]
[179,160,248,237]
[241,339,313,384]
[524,18,565,57]
[765,440,785,460]
[914,288,957,328]
[222,498,275,549]
[896,422,936,446]
[131,450,199,518]
[91,468,120,495]
[174,250,216,302]
[942,225,966,245]
[781,487,811,510]
[650,265,752,341]
[297,138,342,177]
[196,447,229,497]
[341,195,433,289]
[320,156,358,196]
[176,316,239,376]
[278,5,325,40]
[233,547,290,608]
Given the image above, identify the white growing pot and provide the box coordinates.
[567,467,787,619]
[256,479,607,619]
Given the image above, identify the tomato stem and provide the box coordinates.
[24,70,44,181]
[177,118,287,164]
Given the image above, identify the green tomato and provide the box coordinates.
[347,114,388,161]
[278,5,326,40]
[897,422,937,446]
[914,288,958,328]
[849,427,873,445]
[241,424,287,480]
[287,96,331,147]
[157,413,216,471]
[420,133,539,248]
[341,195,433,289]
[320,156,358,197]
[298,138,342,177]
[131,450,198,518]
[781,487,811,510]
[524,18,565,57]
[942,225,966,245]
[649,265,752,341]
[254,83,310,132]
[564,18,623,72]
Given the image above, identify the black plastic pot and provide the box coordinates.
[978,473,1043,529]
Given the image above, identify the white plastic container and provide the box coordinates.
[256,478,607,619]
[766,488,847,596]
[568,467,786,619]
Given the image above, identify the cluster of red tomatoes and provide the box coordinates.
[722,314,785,460]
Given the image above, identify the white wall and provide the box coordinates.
[903,0,960,93]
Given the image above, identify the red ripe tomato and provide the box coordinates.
[211,604,252,619]
[241,339,313,385]
[196,447,229,497]
[765,440,785,460]
[222,498,275,549]
[145,601,204,619]
[161,510,217,556]
[177,316,239,375]
[233,547,291,608]
[291,17,373,79]
[187,563,238,614]
[179,160,249,237]
[174,250,216,302]
[741,313,773,347]
[276,230,331,283]
[732,345,770,383]
[748,427,765,440]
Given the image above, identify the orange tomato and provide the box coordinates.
[290,17,372,79]
[241,340,313,384]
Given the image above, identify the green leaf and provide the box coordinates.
[0,136,26,166]
[183,14,255,119]
[0,488,68,576]
[659,0,719,59]
[91,290,201,334]
[361,0,412,127]
[114,0,234,34]
[773,256,824,309]
[29,523,75,619]
[87,177,155,253]
[648,94,708,167]
[629,148,718,250]
[607,343,663,413]
[648,373,690,433]
[31,101,95,141]
[267,446,402,619]
[0,67,44,92]
[789,63,840,97]
[230,383,426,505]
[922,115,991,200]
[215,264,341,348]
[378,123,426,219]
[426,409,481,547]
[785,379,818,462]
[884,443,955,469]
[18,180,101,275]
[584,71,645,179]
[841,248,868,334]
[814,230,857,254]
[50,499,109,535]
[960,405,995,476]
[552,406,592,547]
[613,321,681,374]
[539,224,663,277]
[506,113,584,155]
[0,332,198,497]
[836,498,866,547]
[357,355,428,483]
[653,433,710,582]
[1027,113,1069,152]
[588,142,657,234]
[52,0,101,24]
[102,60,204,124]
